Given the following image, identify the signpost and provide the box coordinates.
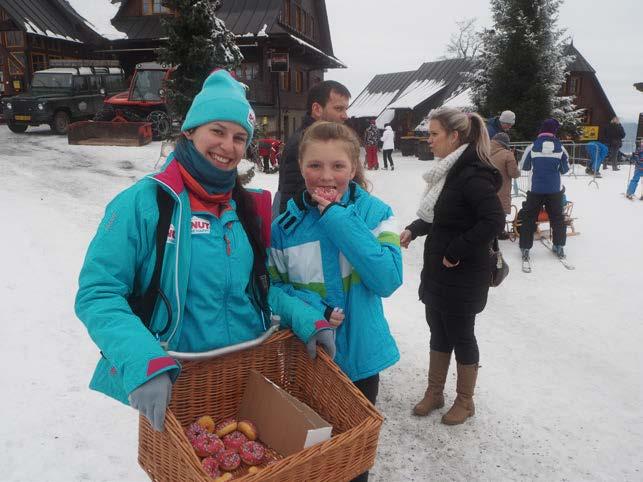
[270,52,289,72]
[579,125,599,141]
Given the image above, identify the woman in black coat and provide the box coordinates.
[400,107,505,425]
[603,116,626,171]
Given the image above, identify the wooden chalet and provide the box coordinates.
[0,0,107,97]
[348,58,474,140]
[350,44,617,143]
[561,43,616,140]
[0,0,345,139]
[91,0,345,139]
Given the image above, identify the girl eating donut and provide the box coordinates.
[269,121,402,482]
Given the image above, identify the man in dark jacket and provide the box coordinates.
[602,116,626,171]
[486,110,516,139]
[519,118,570,260]
[274,80,351,216]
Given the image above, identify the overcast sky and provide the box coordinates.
[324,0,643,123]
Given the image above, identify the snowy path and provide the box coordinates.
[1,127,641,481]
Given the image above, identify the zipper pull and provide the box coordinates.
[224,234,231,256]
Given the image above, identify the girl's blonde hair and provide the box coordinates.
[427,107,492,165]
[299,121,370,190]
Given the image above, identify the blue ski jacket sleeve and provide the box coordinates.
[75,184,180,404]
[317,203,403,297]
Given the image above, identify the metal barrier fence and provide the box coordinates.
[509,139,642,198]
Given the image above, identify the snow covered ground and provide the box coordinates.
[1,126,642,481]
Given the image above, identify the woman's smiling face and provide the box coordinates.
[185,121,248,170]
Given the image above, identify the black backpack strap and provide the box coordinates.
[245,215,271,324]
[128,186,174,332]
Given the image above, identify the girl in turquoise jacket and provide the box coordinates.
[75,70,332,433]
[270,121,402,403]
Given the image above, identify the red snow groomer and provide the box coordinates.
[68,62,174,146]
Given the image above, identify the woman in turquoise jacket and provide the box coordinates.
[75,70,333,433]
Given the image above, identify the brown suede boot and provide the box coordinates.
[413,351,451,416]
[441,363,478,425]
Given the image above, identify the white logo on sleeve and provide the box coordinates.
[191,216,210,234]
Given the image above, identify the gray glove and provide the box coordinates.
[128,372,172,432]
[306,329,336,360]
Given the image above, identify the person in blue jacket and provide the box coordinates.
[518,118,570,261]
[75,70,334,433]
[584,140,608,177]
[269,121,401,482]
[626,140,643,199]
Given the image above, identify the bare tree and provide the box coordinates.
[444,18,481,60]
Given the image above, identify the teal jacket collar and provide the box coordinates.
[277,182,359,235]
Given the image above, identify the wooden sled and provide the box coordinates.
[509,201,580,241]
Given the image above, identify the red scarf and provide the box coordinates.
[178,164,232,218]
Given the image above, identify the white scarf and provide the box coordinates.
[416,143,468,222]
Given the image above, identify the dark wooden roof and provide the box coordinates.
[112,0,282,40]
[349,58,475,118]
[217,0,282,35]
[564,44,615,118]
[402,57,475,106]
[0,0,100,43]
[110,14,165,41]
[368,71,417,94]
[109,0,343,68]
[564,43,595,74]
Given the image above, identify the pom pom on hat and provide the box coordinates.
[493,132,511,149]
[540,118,560,135]
[181,69,255,141]
[499,110,516,125]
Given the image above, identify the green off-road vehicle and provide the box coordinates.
[1,60,125,135]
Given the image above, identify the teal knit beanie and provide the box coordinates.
[181,69,255,141]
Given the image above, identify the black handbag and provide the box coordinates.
[489,237,509,287]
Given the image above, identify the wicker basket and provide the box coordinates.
[138,330,384,481]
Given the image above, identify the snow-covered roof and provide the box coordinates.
[375,109,395,129]
[348,70,416,119]
[350,58,475,119]
[441,88,474,109]
[348,91,400,118]
[0,0,95,43]
[238,23,269,38]
[288,34,346,69]
[65,0,127,40]
[388,79,446,109]
[23,21,82,43]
